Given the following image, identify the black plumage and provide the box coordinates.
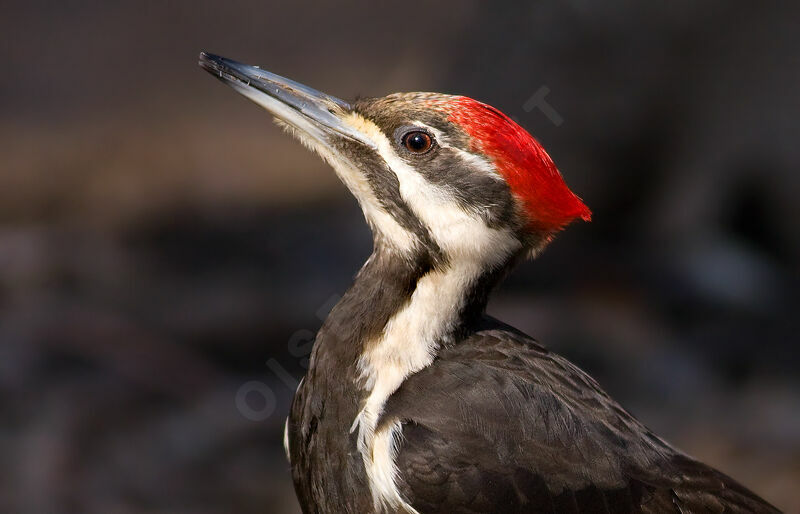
[385,320,778,513]
[288,250,780,513]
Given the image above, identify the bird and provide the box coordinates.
[199,52,780,514]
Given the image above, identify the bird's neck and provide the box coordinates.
[310,242,518,411]
[299,242,519,509]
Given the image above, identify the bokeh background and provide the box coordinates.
[2,1,799,512]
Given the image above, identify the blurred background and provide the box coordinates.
[2,1,799,512]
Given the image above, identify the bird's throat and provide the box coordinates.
[314,244,512,386]
[308,242,515,433]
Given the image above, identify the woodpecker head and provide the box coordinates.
[200,53,590,267]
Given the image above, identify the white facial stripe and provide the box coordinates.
[451,147,503,180]
[414,122,452,147]
[340,114,520,264]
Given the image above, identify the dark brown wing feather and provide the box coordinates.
[380,318,780,514]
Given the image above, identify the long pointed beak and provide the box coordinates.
[198,52,375,149]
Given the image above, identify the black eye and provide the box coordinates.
[402,130,433,153]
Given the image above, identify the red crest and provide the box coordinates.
[442,97,591,232]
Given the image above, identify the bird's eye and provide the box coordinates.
[402,130,433,153]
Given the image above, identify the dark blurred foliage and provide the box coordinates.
[1,1,799,513]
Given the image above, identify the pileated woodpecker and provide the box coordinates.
[199,52,779,514]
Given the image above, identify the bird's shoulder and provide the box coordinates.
[383,317,651,456]
[379,318,780,514]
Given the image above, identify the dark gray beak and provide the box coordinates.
[199,52,375,149]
